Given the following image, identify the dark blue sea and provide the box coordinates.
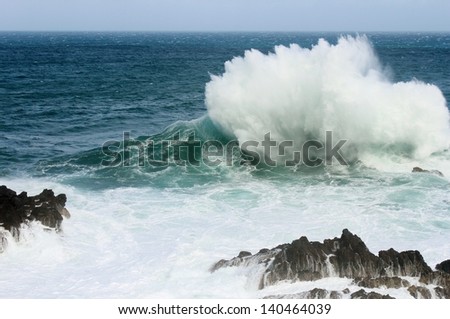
[0,32,449,298]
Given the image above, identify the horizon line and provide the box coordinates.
[1,30,450,34]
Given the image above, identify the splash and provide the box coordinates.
[205,35,450,167]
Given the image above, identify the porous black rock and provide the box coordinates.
[262,229,385,287]
[378,248,432,277]
[436,260,450,274]
[0,185,70,239]
[211,229,450,298]
[350,289,394,299]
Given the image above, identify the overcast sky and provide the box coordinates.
[1,0,450,32]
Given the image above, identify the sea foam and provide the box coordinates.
[206,36,450,167]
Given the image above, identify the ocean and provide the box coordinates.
[0,32,449,298]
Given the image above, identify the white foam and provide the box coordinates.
[205,35,450,167]
[0,174,448,298]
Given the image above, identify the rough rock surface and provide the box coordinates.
[355,276,410,289]
[211,229,450,299]
[419,272,450,298]
[264,288,395,299]
[412,166,444,177]
[350,289,394,299]
[0,185,70,250]
[264,288,343,299]
[436,260,450,274]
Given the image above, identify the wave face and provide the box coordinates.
[206,36,450,165]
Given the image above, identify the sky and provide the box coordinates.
[1,0,450,32]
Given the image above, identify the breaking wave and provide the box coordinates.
[206,35,450,166]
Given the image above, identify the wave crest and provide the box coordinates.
[205,35,450,164]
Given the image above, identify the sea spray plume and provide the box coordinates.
[205,35,450,167]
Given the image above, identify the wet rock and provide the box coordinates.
[408,286,432,299]
[436,260,450,274]
[0,231,7,253]
[264,288,342,299]
[210,247,279,273]
[435,287,448,299]
[211,229,450,298]
[350,289,394,299]
[325,229,383,278]
[378,249,432,277]
[419,272,450,298]
[238,251,252,258]
[262,229,387,287]
[412,167,444,177]
[0,185,70,243]
[212,229,430,288]
[356,276,410,289]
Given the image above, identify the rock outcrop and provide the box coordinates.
[211,229,450,299]
[264,288,343,299]
[350,289,394,299]
[412,166,444,177]
[0,185,70,251]
[263,288,395,299]
[436,260,450,274]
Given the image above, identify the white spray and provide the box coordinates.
[206,35,450,168]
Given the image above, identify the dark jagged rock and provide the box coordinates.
[264,288,342,299]
[212,229,428,288]
[264,287,395,299]
[0,185,70,241]
[355,276,410,289]
[262,230,386,288]
[326,229,383,278]
[435,287,448,299]
[210,247,279,273]
[436,260,450,274]
[350,289,394,299]
[412,167,444,177]
[238,251,252,258]
[308,288,330,299]
[419,272,450,298]
[407,286,432,299]
[378,249,432,277]
[211,229,450,299]
[412,167,427,173]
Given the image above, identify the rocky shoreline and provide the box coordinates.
[211,229,450,299]
[0,185,70,252]
[1,185,449,299]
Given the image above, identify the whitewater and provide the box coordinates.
[206,35,450,167]
[0,33,449,298]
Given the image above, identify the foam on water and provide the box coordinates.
[1,170,449,298]
[1,33,450,299]
[206,35,450,168]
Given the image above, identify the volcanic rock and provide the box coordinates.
[355,276,410,289]
[436,260,450,274]
[350,289,394,299]
[407,286,432,299]
[264,288,342,299]
[412,167,444,177]
[378,249,432,277]
[0,185,70,241]
[211,229,450,299]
